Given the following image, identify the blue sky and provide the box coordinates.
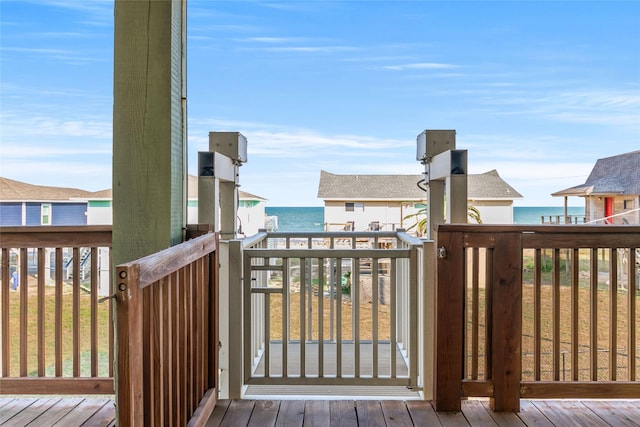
[1,1,639,207]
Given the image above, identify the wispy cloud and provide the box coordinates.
[1,114,112,140]
[243,37,307,43]
[260,46,356,53]
[189,118,411,159]
[380,62,460,71]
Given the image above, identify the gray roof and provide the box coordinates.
[552,150,640,197]
[186,174,266,201]
[467,169,523,200]
[317,169,522,201]
[0,176,265,202]
[0,177,95,201]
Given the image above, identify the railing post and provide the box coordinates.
[408,245,419,387]
[421,240,436,400]
[490,232,522,412]
[226,239,243,399]
[115,264,144,426]
[434,230,464,412]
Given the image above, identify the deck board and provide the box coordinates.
[0,397,114,427]
[247,400,280,427]
[1,397,61,426]
[273,400,305,426]
[329,400,357,426]
[1,397,639,426]
[530,400,610,427]
[587,400,640,427]
[354,400,386,427]
[303,400,330,427]
[52,398,113,426]
[380,400,414,426]
[406,400,443,426]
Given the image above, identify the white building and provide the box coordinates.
[1,176,268,237]
[185,174,267,237]
[317,169,522,232]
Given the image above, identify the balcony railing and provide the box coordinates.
[226,230,427,394]
[115,231,219,426]
[435,224,640,412]
[0,226,113,395]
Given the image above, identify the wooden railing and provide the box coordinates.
[0,226,114,394]
[235,231,424,390]
[435,224,640,412]
[116,232,219,426]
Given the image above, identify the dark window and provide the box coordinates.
[345,203,354,212]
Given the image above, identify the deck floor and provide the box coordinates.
[0,396,115,426]
[206,399,640,427]
[2,397,639,426]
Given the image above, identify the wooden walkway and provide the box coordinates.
[0,397,115,426]
[2,397,639,426]
[206,399,640,427]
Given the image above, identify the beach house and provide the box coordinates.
[0,176,267,234]
[552,150,640,224]
[0,177,95,226]
[317,169,522,232]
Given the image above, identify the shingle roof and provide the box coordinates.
[468,169,523,200]
[317,169,522,201]
[552,150,640,197]
[1,176,265,202]
[186,174,266,201]
[0,177,93,201]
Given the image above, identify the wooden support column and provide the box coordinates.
[113,0,187,423]
[434,229,464,412]
[113,0,187,267]
[490,232,522,411]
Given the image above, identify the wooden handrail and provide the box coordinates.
[116,232,219,426]
[0,226,114,395]
[435,224,640,412]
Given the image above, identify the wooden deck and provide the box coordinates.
[206,399,640,427]
[0,397,115,426]
[1,397,639,426]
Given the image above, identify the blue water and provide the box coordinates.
[265,207,324,232]
[265,206,586,231]
[513,206,585,224]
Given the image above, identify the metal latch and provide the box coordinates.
[437,246,447,259]
[98,294,117,303]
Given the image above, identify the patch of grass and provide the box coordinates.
[5,277,111,378]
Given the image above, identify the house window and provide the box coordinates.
[624,199,633,210]
[41,204,51,225]
[345,202,364,212]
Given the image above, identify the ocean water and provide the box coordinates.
[513,206,585,224]
[265,207,324,232]
[265,206,586,231]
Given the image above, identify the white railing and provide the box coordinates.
[229,230,426,393]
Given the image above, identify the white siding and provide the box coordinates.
[324,201,423,231]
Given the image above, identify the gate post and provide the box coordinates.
[434,229,464,412]
[490,232,522,411]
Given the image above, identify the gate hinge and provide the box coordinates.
[437,246,447,259]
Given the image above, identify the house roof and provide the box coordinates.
[317,169,522,201]
[0,176,266,202]
[0,177,94,201]
[186,174,266,201]
[468,169,523,200]
[552,150,640,197]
